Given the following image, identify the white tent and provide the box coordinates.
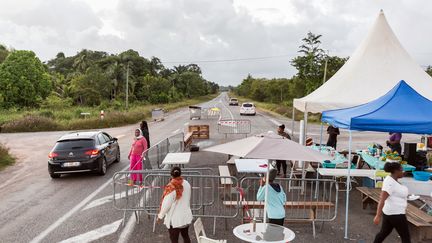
[293,10,432,113]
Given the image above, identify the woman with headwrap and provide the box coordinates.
[128,128,148,183]
[157,167,193,243]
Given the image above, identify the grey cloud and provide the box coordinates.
[0,0,431,86]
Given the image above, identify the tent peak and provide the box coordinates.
[293,9,432,113]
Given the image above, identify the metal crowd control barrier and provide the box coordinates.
[132,132,185,170]
[237,177,338,238]
[142,174,239,234]
[217,119,251,138]
[112,168,215,224]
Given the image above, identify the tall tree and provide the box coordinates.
[0,50,51,108]
[291,32,325,94]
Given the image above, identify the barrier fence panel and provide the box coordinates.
[142,174,239,234]
[238,177,338,238]
[217,119,251,137]
[133,132,185,170]
[113,169,213,211]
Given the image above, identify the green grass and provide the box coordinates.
[0,94,218,133]
[230,93,321,123]
[0,144,15,170]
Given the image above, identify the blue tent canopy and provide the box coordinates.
[322,80,432,134]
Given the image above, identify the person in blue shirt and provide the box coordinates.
[256,168,287,226]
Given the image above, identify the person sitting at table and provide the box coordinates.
[373,162,410,243]
[387,132,402,155]
[257,169,287,226]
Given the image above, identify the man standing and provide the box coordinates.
[276,124,291,177]
[326,125,340,149]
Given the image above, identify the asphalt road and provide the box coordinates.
[0,92,422,243]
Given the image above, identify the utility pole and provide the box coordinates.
[126,62,129,110]
[322,50,329,84]
[280,86,283,102]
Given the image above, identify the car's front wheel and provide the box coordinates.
[98,157,107,175]
[114,149,120,163]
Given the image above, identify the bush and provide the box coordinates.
[38,110,54,118]
[0,144,15,170]
[1,115,61,132]
[42,94,73,109]
[66,110,148,130]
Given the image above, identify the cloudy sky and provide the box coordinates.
[0,0,431,86]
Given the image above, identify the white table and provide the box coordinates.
[317,168,376,178]
[162,152,191,166]
[235,159,270,173]
[233,223,295,243]
[400,177,432,196]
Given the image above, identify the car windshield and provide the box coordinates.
[231,99,237,101]
[54,139,94,150]
[243,103,253,107]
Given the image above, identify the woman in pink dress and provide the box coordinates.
[128,129,148,183]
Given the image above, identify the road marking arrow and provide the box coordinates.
[59,219,122,243]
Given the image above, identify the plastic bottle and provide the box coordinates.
[252,217,256,232]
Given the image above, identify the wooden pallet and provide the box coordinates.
[188,125,209,139]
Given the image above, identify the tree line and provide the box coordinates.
[0,46,219,109]
[234,32,348,104]
[235,32,432,105]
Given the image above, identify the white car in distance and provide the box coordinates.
[240,102,256,116]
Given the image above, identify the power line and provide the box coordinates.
[162,54,293,64]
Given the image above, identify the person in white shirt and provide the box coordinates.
[158,167,193,243]
[373,162,411,243]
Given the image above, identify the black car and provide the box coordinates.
[48,131,120,178]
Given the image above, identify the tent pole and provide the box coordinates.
[344,131,352,239]
[303,111,308,145]
[291,106,295,138]
[319,122,324,149]
[263,160,271,228]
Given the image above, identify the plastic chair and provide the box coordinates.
[194,217,206,240]
[194,218,227,243]
[199,236,227,243]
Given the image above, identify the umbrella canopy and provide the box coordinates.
[204,132,332,162]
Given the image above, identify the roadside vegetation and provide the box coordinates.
[0,95,217,133]
[231,32,344,123]
[0,144,15,170]
[0,45,219,132]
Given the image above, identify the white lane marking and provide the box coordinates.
[171,129,181,135]
[116,134,125,139]
[59,219,122,243]
[82,189,134,211]
[219,99,234,120]
[184,122,189,126]
[30,164,129,243]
